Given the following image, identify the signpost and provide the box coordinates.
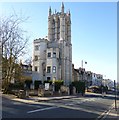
[114,80,117,111]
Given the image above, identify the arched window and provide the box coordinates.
[52,19,55,41]
[53,66,56,73]
[57,17,60,40]
[65,20,68,40]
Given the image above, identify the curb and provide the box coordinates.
[34,96,77,102]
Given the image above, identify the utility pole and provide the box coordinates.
[81,60,87,87]
[114,80,117,111]
[81,60,83,69]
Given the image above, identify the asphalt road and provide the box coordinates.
[1,93,118,119]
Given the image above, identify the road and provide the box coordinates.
[1,93,119,119]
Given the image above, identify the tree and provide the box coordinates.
[1,15,29,93]
[117,82,119,91]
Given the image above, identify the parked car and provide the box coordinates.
[87,86,101,93]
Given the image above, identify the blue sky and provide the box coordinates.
[0,2,117,81]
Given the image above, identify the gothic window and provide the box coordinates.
[52,19,55,41]
[42,62,46,76]
[47,66,51,73]
[65,21,68,40]
[57,18,60,40]
[47,77,51,81]
[34,66,38,72]
[34,55,38,61]
[59,52,61,58]
[53,52,56,57]
[67,22,70,40]
[35,45,39,51]
[47,52,51,57]
[52,66,56,73]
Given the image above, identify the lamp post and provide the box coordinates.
[81,60,87,88]
[81,60,87,69]
[102,75,107,97]
[114,80,117,111]
[52,77,55,93]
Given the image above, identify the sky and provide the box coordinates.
[0,1,117,81]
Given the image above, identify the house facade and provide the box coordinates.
[92,73,103,86]
[0,42,2,88]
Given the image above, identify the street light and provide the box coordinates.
[81,60,87,69]
[81,60,87,88]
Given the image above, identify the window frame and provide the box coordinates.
[34,66,38,72]
[47,77,51,81]
[47,66,51,73]
[35,45,39,51]
[34,55,38,61]
[53,52,56,58]
[47,52,51,58]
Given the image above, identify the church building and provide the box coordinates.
[32,3,72,86]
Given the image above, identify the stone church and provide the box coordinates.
[32,3,72,86]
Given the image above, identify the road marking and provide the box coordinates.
[64,98,99,106]
[101,103,119,120]
[27,106,58,114]
[65,103,74,106]
[56,104,103,115]
[96,103,114,120]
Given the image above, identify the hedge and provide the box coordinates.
[54,80,64,91]
[25,80,32,89]
[72,81,85,93]
[34,80,42,89]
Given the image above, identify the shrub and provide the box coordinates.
[34,80,42,89]
[72,81,85,93]
[10,82,24,89]
[3,82,24,94]
[25,80,32,89]
[54,80,64,91]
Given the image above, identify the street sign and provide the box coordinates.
[45,83,50,90]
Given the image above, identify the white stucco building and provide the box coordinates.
[92,73,103,86]
[32,3,72,85]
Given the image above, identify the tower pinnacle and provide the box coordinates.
[68,9,70,16]
[61,2,64,13]
[49,6,51,16]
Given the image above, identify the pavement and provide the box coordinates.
[1,91,76,101]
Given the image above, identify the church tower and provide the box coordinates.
[47,3,72,85]
[48,2,71,43]
[32,3,72,86]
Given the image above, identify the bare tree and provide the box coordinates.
[0,15,29,93]
[24,57,32,65]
